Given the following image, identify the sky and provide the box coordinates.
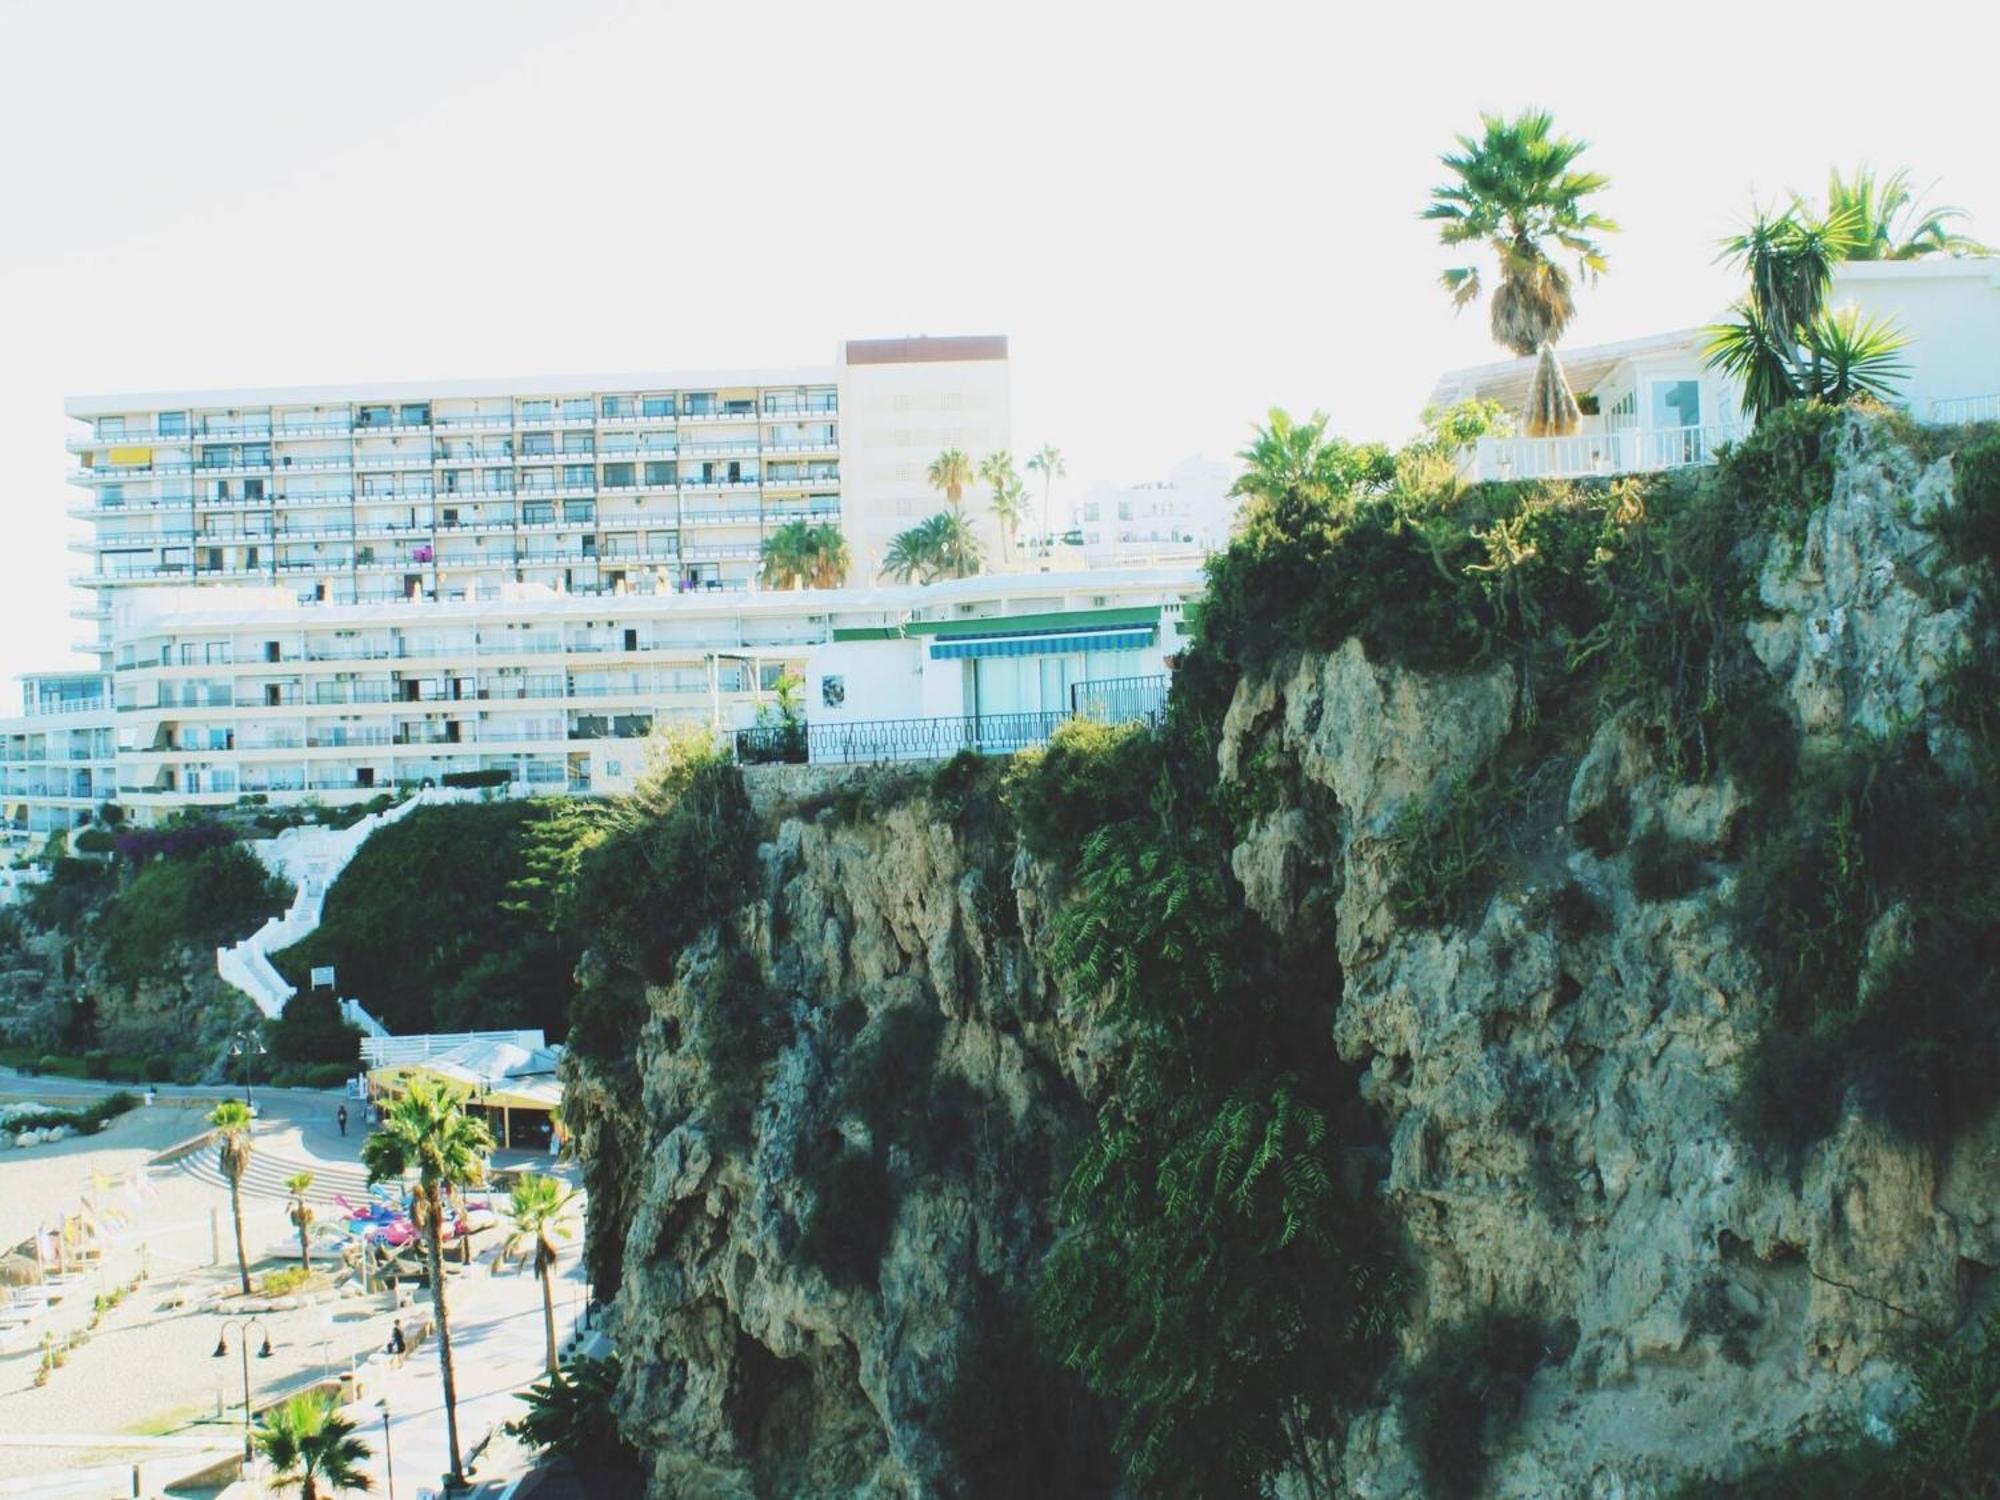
[1,0,1994,689]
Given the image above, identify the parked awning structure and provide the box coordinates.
[929,626,1155,660]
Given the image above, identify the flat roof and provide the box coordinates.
[843,335,1008,365]
[64,364,839,419]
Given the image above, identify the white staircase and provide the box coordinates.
[215,786,509,1019]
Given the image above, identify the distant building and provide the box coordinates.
[1071,457,1237,566]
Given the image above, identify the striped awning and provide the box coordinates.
[929,627,1155,660]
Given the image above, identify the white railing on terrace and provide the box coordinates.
[359,1027,547,1069]
[1468,423,1749,483]
[1932,394,2000,425]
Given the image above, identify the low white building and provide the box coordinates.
[1829,259,2000,424]
[797,565,1197,761]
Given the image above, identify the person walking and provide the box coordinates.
[336,1104,349,1138]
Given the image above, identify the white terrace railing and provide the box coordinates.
[1466,423,1749,484]
[1932,393,2000,425]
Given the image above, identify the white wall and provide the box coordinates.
[807,637,929,725]
[1831,261,2000,417]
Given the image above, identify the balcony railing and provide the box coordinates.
[1931,393,2000,425]
[738,676,1171,766]
[1466,423,1749,483]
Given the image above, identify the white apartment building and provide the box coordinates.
[62,336,1010,663]
[4,567,1195,833]
[0,336,1040,837]
[1,674,117,839]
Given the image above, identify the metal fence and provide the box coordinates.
[735,674,1171,766]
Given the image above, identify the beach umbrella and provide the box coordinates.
[1522,342,1582,438]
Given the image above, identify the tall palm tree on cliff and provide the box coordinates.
[362,1079,494,1491]
[1423,109,1618,358]
[209,1100,255,1295]
[498,1173,580,1376]
[1026,445,1064,553]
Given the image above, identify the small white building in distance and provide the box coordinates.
[1071,457,1238,566]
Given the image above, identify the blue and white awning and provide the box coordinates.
[929,627,1155,660]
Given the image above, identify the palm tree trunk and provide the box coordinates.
[298,1222,311,1273]
[302,1477,318,1500]
[426,1187,465,1486]
[229,1177,250,1295]
[539,1257,558,1376]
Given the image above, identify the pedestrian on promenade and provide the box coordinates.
[336,1104,349,1137]
[388,1318,407,1356]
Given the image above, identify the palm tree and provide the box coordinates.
[255,1388,373,1500]
[759,520,849,589]
[978,451,1023,566]
[361,1078,495,1490]
[285,1171,315,1273]
[1231,409,1393,510]
[879,513,984,584]
[1026,445,1065,552]
[926,449,975,519]
[498,1173,580,1376]
[1819,166,1991,261]
[881,525,935,584]
[1424,109,1618,357]
[210,1100,254,1296]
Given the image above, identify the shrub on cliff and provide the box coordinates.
[566,728,756,1059]
[100,844,291,985]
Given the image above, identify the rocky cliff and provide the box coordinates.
[565,413,2000,1498]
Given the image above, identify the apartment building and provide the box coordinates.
[0,567,1197,831]
[1,674,117,839]
[62,337,1010,664]
[1071,456,1239,565]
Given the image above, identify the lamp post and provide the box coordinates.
[378,1398,396,1500]
[211,1317,273,1464]
[227,1031,268,1112]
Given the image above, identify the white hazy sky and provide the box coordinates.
[1,0,1994,689]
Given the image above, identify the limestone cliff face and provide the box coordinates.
[1221,420,1996,1496]
[566,772,1092,1498]
[568,420,1997,1498]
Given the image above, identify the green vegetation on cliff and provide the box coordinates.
[272,799,606,1040]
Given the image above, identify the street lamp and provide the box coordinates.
[211,1317,273,1463]
[378,1398,396,1500]
[227,1031,268,1111]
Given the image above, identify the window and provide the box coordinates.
[561,398,592,420]
[245,479,265,501]
[156,411,188,436]
[644,461,676,486]
[562,432,594,455]
[524,502,555,525]
[683,392,717,416]
[1650,379,1701,431]
[563,500,596,523]
[641,396,673,418]
[522,432,555,456]
[602,463,635,488]
[601,396,633,419]
[561,464,594,488]
[520,399,554,421]
[357,405,392,428]
[400,403,430,426]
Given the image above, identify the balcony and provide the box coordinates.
[1463,423,1749,483]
